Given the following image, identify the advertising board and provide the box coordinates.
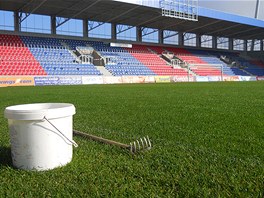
[171,76,194,82]
[82,76,104,84]
[103,76,123,84]
[257,76,264,81]
[223,76,240,81]
[155,76,171,83]
[0,77,34,87]
[34,76,82,86]
[238,76,257,81]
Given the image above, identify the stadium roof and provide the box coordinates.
[1,0,264,40]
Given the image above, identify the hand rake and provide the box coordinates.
[73,129,152,154]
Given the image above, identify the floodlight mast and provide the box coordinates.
[159,0,198,21]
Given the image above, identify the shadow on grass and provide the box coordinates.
[0,146,12,167]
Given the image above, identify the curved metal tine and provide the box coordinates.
[140,138,145,149]
[136,140,141,151]
[133,141,137,153]
[143,137,148,149]
[146,136,152,150]
[129,137,152,154]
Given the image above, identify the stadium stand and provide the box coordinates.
[164,47,252,76]
[20,36,101,76]
[164,47,224,76]
[89,41,155,76]
[0,34,46,76]
[0,34,263,77]
[224,54,264,76]
[188,49,236,76]
[127,44,189,76]
[251,60,264,68]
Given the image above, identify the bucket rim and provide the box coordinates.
[4,103,76,121]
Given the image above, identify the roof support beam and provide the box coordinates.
[184,33,196,42]
[243,31,264,40]
[16,0,35,12]
[19,0,48,24]
[163,30,178,39]
[88,21,105,32]
[207,24,242,35]
[87,4,142,38]
[201,35,212,44]
[225,27,260,38]
[116,24,134,35]
[133,15,163,29]
[104,5,142,24]
[116,15,162,36]
[184,20,221,33]
[142,27,158,37]
[56,0,102,28]
[161,20,186,31]
[233,39,244,47]
[217,37,228,45]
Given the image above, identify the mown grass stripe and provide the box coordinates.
[0,82,263,197]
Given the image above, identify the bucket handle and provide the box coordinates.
[43,116,78,147]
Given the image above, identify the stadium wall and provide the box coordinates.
[0,75,260,87]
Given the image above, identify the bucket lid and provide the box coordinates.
[4,103,75,120]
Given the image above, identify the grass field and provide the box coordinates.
[0,82,263,197]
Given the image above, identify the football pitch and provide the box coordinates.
[0,82,263,197]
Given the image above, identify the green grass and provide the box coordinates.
[0,82,264,197]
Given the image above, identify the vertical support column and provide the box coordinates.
[212,36,217,49]
[196,33,201,48]
[111,23,117,40]
[14,11,20,32]
[229,38,233,51]
[178,31,184,47]
[51,16,56,35]
[250,39,255,51]
[158,29,164,44]
[260,39,263,51]
[243,39,247,52]
[83,19,88,38]
[136,26,142,42]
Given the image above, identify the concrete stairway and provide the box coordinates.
[96,66,112,76]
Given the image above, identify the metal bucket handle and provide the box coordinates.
[43,116,78,147]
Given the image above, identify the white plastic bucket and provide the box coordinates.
[4,103,77,171]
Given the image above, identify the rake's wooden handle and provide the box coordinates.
[73,129,130,149]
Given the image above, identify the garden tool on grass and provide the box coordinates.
[73,129,152,154]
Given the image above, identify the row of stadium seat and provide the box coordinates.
[20,36,102,76]
[90,42,155,76]
[0,34,46,76]
[1,34,264,77]
[128,45,189,76]
[226,55,264,76]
